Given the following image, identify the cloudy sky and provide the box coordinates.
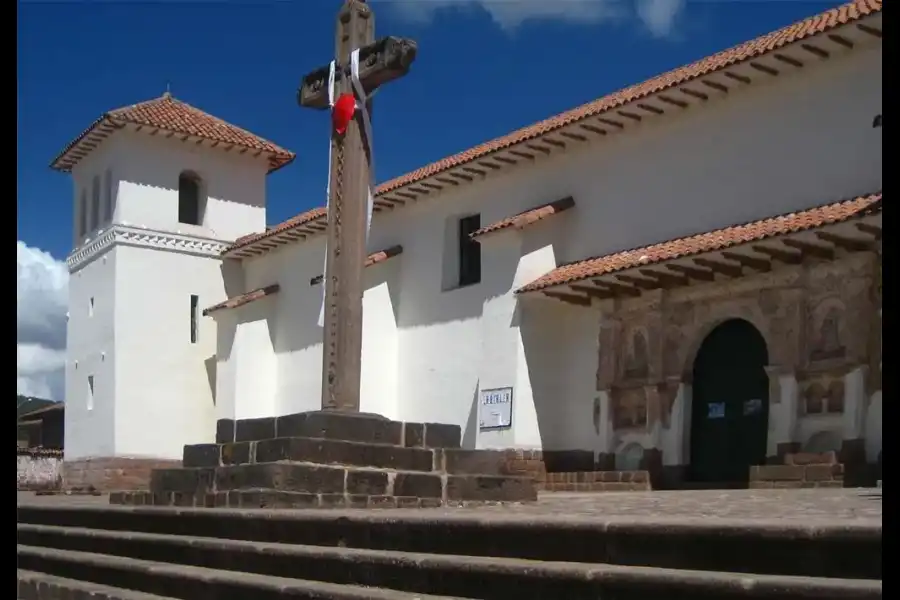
[17,241,68,401]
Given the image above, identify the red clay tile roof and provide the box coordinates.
[375,0,882,196]
[51,93,295,174]
[226,0,881,259]
[517,192,882,293]
[471,197,575,239]
[203,284,280,316]
[309,245,404,285]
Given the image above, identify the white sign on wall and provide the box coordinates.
[478,387,513,431]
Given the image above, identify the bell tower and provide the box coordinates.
[52,93,294,488]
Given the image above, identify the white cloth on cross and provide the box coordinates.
[317,48,377,328]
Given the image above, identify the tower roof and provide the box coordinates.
[50,93,295,174]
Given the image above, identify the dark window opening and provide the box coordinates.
[178,172,204,225]
[190,295,199,344]
[458,214,482,287]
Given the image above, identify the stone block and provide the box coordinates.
[182,443,220,468]
[440,449,507,475]
[346,469,390,495]
[423,422,461,448]
[393,472,443,498]
[275,411,404,445]
[446,475,537,502]
[750,465,805,481]
[543,450,594,472]
[805,464,842,481]
[254,436,434,472]
[220,442,253,466]
[214,463,346,494]
[149,468,214,495]
[785,451,837,465]
[402,422,424,448]
[234,417,276,442]
[215,419,235,444]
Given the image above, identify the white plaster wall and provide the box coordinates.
[112,245,223,457]
[104,130,269,241]
[232,304,276,420]
[865,391,882,462]
[66,119,272,459]
[17,455,63,490]
[64,251,117,461]
[229,40,880,453]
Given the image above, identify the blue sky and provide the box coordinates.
[18,0,844,261]
[17,0,844,400]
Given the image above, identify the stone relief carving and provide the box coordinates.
[800,375,845,415]
[809,301,846,362]
[804,256,875,368]
[612,387,647,430]
[624,329,649,380]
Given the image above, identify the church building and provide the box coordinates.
[56,0,882,490]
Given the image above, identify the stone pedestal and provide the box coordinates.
[110,411,537,509]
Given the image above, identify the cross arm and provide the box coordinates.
[297,36,418,109]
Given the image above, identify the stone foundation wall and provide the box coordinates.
[63,457,181,492]
[749,451,844,489]
[17,449,63,491]
[500,449,651,492]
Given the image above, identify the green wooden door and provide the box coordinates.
[689,319,769,485]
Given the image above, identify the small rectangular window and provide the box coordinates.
[458,214,482,287]
[87,375,95,411]
[90,175,101,231]
[103,169,114,222]
[190,295,199,344]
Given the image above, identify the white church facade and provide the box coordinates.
[57,0,882,490]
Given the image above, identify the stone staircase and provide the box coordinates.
[111,411,537,508]
[18,498,881,599]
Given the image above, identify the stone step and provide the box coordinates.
[17,504,882,580]
[17,546,471,600]
[18,570,176,600]
[219,410,461,449]
[17,529,882,600]
[146,461,536,504]
[185,437,524,479]
[183,435,437,472]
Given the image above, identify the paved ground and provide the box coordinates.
[18,488,882,525]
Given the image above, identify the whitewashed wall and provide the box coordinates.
[66,129,271,461]
[220,41,882,453]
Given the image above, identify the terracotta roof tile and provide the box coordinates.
[375,0,881,195]
[51,94,295,174]
[225,0,881,258]
[203,284,280,316]
[517,192,882,293]
[309,245,404,285]
[471,197,575,239]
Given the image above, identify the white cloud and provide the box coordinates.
[636,0,685,38]
[17,241,68,401]
[387,0,684,36]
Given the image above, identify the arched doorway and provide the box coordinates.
[689,319,769,486]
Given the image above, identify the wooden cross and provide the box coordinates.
[297,0,417,412]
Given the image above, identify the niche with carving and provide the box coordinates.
[623,329,650,380]
[800,376,845,415]
[809,300,846,362]
[612,387,648,429]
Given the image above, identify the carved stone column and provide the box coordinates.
[764,365,799,460]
